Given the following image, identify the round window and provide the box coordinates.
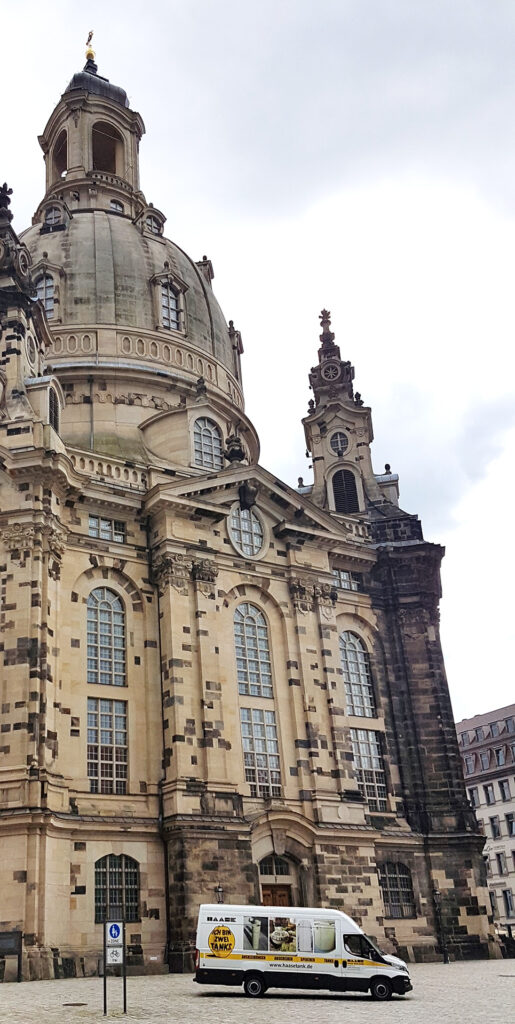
[330,431,348,456]
[26,335,36,367]
[229,504,265,557]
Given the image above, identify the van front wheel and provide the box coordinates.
[370,977,392,1001]
[243,974,266,997]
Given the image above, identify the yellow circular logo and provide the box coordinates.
[208,926,235,958]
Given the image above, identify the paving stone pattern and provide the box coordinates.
[0,962,512,1023]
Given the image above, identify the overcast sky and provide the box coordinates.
[4,1,515,721]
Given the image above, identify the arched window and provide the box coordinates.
[34,273,54,318]
[92,121,123,175]
[339,631,376,717]
[146,214,162,235]
[49,388,59,433]
[229,505,264,557]
[45,206,62,226]
[94,854,139,923]
[193,417,223,470]
[53,129,67,179]
[87,588,126,686]
[234,603,272,698]
[110,199,124,213]
[378,862,416,919]
[161,282,179,330]
[332,469,359,514]
[259,855,291,876]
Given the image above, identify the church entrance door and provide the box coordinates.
[261,885,292,906]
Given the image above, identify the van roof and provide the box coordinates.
[198,904,361,932]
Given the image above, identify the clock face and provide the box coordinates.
[17,250,30,277]
[26,335,37,367]
[321,362,340,381]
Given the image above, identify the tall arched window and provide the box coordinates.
[94,854,139,923]
[49,387,59,433]
[332,469,359,514]
[161,282,179,330]
[234,603,273,698]
[34,273,54,318]
[87,588,126,686]
[193,417,223,470]
[339,631,376,717]
[53,128,67,179]
[378,862,416,919]
[92,121,123,174]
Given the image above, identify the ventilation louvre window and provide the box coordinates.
[332,469,359,514]
[94,854,139,923]
[49,388,59,432]
[378,862,416,919]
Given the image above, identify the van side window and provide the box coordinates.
[344,934,368,957]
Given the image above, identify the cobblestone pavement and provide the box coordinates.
[0,962,513,1023]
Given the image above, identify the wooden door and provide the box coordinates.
[261,884,292,906]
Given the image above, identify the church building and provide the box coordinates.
[0,48,498,980]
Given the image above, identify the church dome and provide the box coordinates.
[22,211,236,372]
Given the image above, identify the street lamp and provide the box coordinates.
[215,883,224,904]
[433,888,449,964]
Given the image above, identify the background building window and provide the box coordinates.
[495,748,506,766]
[193,417,223,470]
[229,505,264,556]
[506,812,515,837]
[490,816,501,839]
[87,697,127,795]
[49,387,59,432]
[332,468,359,514]
[480,752,490,770]
[87,587,125,686]
[332,568,363,591]
[94,854,139,923]
[502,890,515,917]
[240,708,281,798]
[340,631,376,718]
[484,784,495,805]
[234,604,273,699]
[499,780,511,801]
[468,787,479,807]
[378,862,416,919]
[350,728,388,812]
[161,281,179,330]
[89,515,126,544]
[464,754,475,775]
[34,273,54,317]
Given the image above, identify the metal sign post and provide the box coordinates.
[103,919,127,1015]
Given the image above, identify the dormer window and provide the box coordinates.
[45,206,62,226]
[110,199,124,214]
[34,273,54,318]
[193,417,223,470]
[146,215,162,235]
[161,282,179,330]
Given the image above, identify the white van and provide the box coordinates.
[194,903,412,1000]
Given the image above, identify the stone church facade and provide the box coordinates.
[0,53,498,980]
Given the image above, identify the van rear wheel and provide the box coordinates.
[370,977,392,1001]
[243,974,266,997]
